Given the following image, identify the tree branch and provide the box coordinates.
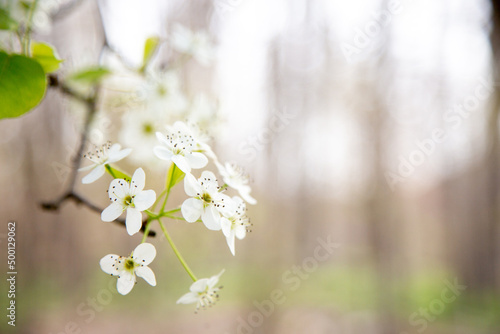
[41,74,156,237]
[40,8,156,238]
[41,191,155,237]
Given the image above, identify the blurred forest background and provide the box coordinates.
[1,0,500,333]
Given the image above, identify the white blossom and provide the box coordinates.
[79,142,132,184]
[119,109,171,167]
[181,171,236,231]
[221,196,251,256]
[176,269,224,311]
[153,121,208,174]
[142,70,188,114]
[171,24,214,66]
[100,243,157,295]
[216,162,257,205]
[101,168,156,235]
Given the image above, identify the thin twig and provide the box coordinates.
[41,191,155,236]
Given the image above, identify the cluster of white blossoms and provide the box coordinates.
[152,121,255,253]
[104,61,219,170]
[75,26,255,309]
[79,119,255,303]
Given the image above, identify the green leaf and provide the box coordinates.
[105,165,132,181]
[19,1,32,11]
[141,36,160,71]
[31,41,63,73]
[0,51,46,119]
[166,163,185,191]
[0,8,18,30]
[68,67,111,84]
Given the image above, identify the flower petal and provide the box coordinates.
[173,120,191,133]
[100,254,120,275]
[185,152,208,169]
[235,225,247,240]
[154,146,174,161]
[190,278,209,293]
[101,203,125,222]
[200,170,217,183]
[226,233,236,256]
[108,179,129,200]
[82,165,105,184]
[220,217,232,238]
[176,292,199,304]
[132,243,157,265]
[134,190,156,211]
[79,164,96,172]
[181,198,203,222]
[108,146,132,163]
[239,186,257,205]
[117,272,136,295]
[200,171,219,194]
[125,208,142,235]
[207,269,225,288]
[135,266,156,286]
[130,168,146,194]
[184,173,202,197]
[171,154,191,173]
[216,194,237,216]
[201,206,222,231]
[155,132,170,146]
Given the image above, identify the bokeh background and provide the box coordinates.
[1,0,500,333]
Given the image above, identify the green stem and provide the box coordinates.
[23,0,38,56]
[158,220,197,282]
[141,220,152,243]
[15,31,23,53]
[163,214,186,221]
[152,188,168,211]
[144,209,158,218]
[164,207,181,214]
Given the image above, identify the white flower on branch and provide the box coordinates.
[101,168,156,236]
[181,171,236,231]
[176,269,225,312]
[153,121,208,174]
[79,142,132,184]
[221,196,252,256]
[100,243,157,295]
[216,162,257,205]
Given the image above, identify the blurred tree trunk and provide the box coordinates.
[454,0,500,291]
[360,70,398,333]
[359,2,399,332]
[484,0,500,290]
